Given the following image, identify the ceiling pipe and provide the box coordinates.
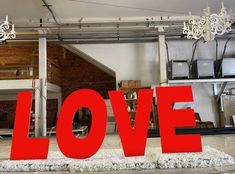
[3,34,235,45]
[5,29,235,42]
[41,0,59,25]
[3,39,158,45]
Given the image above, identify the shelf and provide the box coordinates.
[119,84,156,130]
[125,99,137,101]
[119,86,151,90]
[0,75,38,80]
[148,128,157,131]
[0,64,38,69]
[168,78,235,85]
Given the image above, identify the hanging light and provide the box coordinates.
[0,15,16,41]
[183,3,234,42]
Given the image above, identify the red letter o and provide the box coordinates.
[56,89,107,159]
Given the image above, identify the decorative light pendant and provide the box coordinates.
[0,16,16,41]
[183,3,233,42]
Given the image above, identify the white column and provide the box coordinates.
[38,35,47,136]
[35,80,41,136]
[57,92,62,115]
[158,27,168,86]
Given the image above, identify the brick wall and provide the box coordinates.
[60,48,116,100]
[0,100,16,128]
[0,44,116,129]
[0,99,57,129]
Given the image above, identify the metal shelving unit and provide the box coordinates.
[149,78,235,137]
[168,78,235,85]
[168,78,235,103]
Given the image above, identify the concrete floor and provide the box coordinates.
[1,134,235,173]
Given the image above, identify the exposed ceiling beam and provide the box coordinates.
[2,35,235,45]
[3,13,234,44]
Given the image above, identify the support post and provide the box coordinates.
[213,84,219,96]
[57,92,62,115]
[35,80,41,137]
[216,82,227,103]
[158,27,168,86]
[37,34,47,136]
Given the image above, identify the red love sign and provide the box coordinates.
[10,86,202,160]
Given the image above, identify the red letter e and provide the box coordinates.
[156,86,202,153]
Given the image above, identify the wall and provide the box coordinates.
[74,39,235,127]
[0,45,38,65]
[0,99,57,129]
[0,100,16,128]
[0,44,62,85]
[0,44,116,129]
[73,43,159,87]
[60,48,116,100]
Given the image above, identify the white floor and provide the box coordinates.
[1,134,235,173]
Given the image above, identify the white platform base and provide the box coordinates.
[0,146,234,172]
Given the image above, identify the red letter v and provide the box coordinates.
[109,89,153,157]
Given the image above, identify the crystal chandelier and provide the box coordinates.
[0,16,16,41]
[183,3,234,42]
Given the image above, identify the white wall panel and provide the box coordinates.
[73,39,235,126]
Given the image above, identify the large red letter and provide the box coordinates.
[109,89,153,156]
[56,89,107,159]
[10,92,49,160]
[156,86,202,153]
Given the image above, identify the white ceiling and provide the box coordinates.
[0,0,49,20]
[0,0,234,23]
[48,0,235,18]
